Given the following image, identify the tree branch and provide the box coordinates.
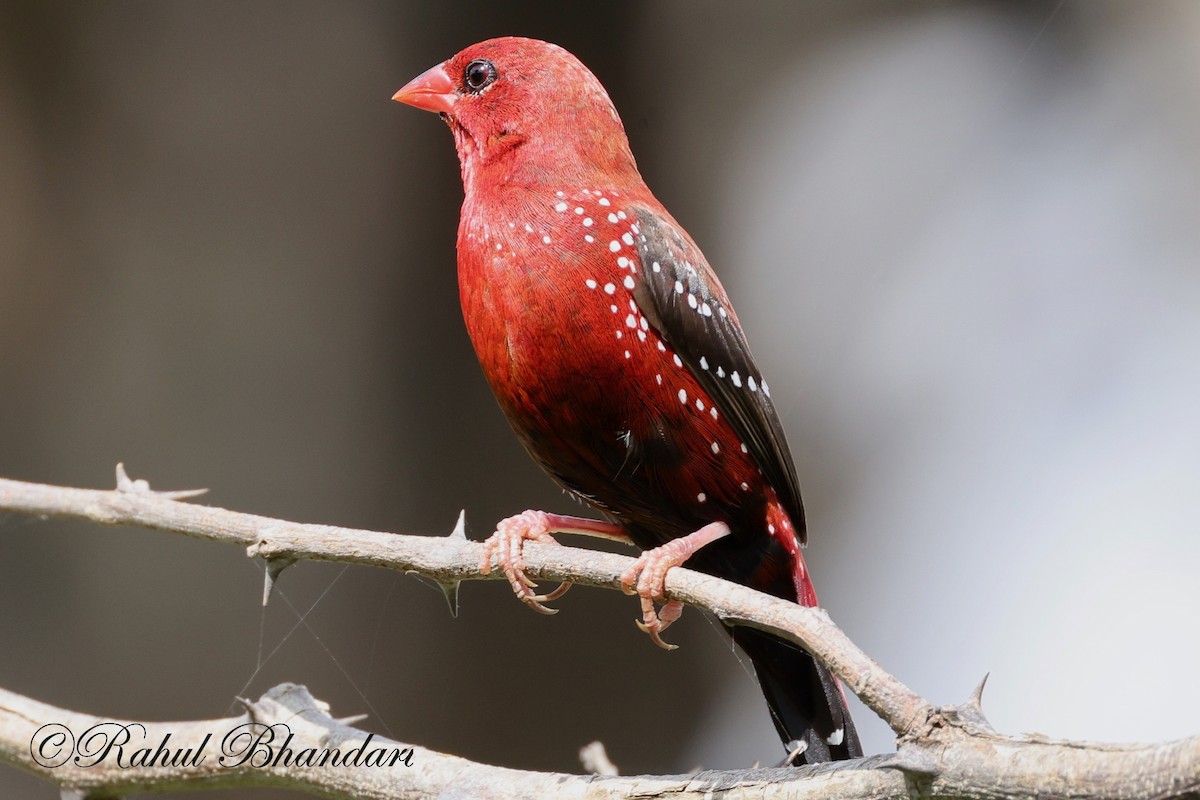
[0,682,901,799]
[0,467,927,733]
[0,468,1197,800]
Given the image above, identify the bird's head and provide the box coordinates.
[394,37,638,191]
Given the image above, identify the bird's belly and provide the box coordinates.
[468,279,763,541]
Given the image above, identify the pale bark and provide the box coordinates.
[0,468,1196,799]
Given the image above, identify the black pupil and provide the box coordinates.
[465,60,494,92]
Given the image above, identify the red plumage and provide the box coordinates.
[395,37,859,763]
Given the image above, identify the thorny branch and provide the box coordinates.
[0,467,1197,800]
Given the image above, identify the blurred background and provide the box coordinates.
[2,1,1198,796]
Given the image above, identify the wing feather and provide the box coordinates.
[629,207,807,543]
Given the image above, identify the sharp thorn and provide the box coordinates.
[115,462,134,490]
[969,672,990,709]
[579,740,619,776]
[336,713,369,726]
[263,557,298,606]
[115,462,207,499]
[958,672,994,731]
[448,509,467,539]
[158,487,209,500]
[438,579,461,618]
[234,695,259,722]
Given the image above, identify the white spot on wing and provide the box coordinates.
[678,389,687,404]
[623,276,635,290]
[604,283,616,295]
[585,279,598,289]
[609,240,621,252]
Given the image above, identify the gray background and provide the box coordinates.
[2,2,1198,797]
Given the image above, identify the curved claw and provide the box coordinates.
[635,618,679,651]
[523,596,560,615]
[479,510,569,614]
[532,581,572,604]
[631,594,683,650]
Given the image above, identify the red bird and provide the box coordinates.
[394,37,860,763]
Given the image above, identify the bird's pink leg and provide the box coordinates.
[619,521,731,650]
[480,510,631,614]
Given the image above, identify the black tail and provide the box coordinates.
[732,626,862,764]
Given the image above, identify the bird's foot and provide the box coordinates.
[619,521,731,650]
[480,510,573,614]
[635,597,684,651]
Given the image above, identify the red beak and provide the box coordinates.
[393,64,457,114]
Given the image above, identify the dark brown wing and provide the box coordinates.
[629,206,807,543]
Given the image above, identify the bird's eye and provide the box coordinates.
[463,59,497,93]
